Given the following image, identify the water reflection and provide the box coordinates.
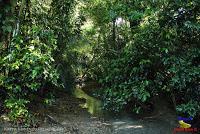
[73,87,102,115]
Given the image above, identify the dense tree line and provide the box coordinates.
[0,0,75,123]
[79,0,200,123]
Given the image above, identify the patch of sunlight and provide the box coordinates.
[140,16,150,28]
[197,16,200,20]
[113,121,126,125]
[115,17,126,26]
[81,19,94,30]
[1,114,10,121]
[102,122,112,126]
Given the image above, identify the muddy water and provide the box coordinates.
[73,87,103,115]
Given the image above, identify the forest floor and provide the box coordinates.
[0,87,181,134]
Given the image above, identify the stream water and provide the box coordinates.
[73,87,103,115]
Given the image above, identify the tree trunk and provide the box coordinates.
[112,18,116,49]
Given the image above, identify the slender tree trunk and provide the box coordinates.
[112,18,116,49]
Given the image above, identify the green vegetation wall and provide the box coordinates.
[0,0,75,123]
[81,0,200,117]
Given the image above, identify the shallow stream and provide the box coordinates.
[73,87,103,115]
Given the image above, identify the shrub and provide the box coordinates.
[0,26,59,122]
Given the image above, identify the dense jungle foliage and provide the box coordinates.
[0,0,199,126]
